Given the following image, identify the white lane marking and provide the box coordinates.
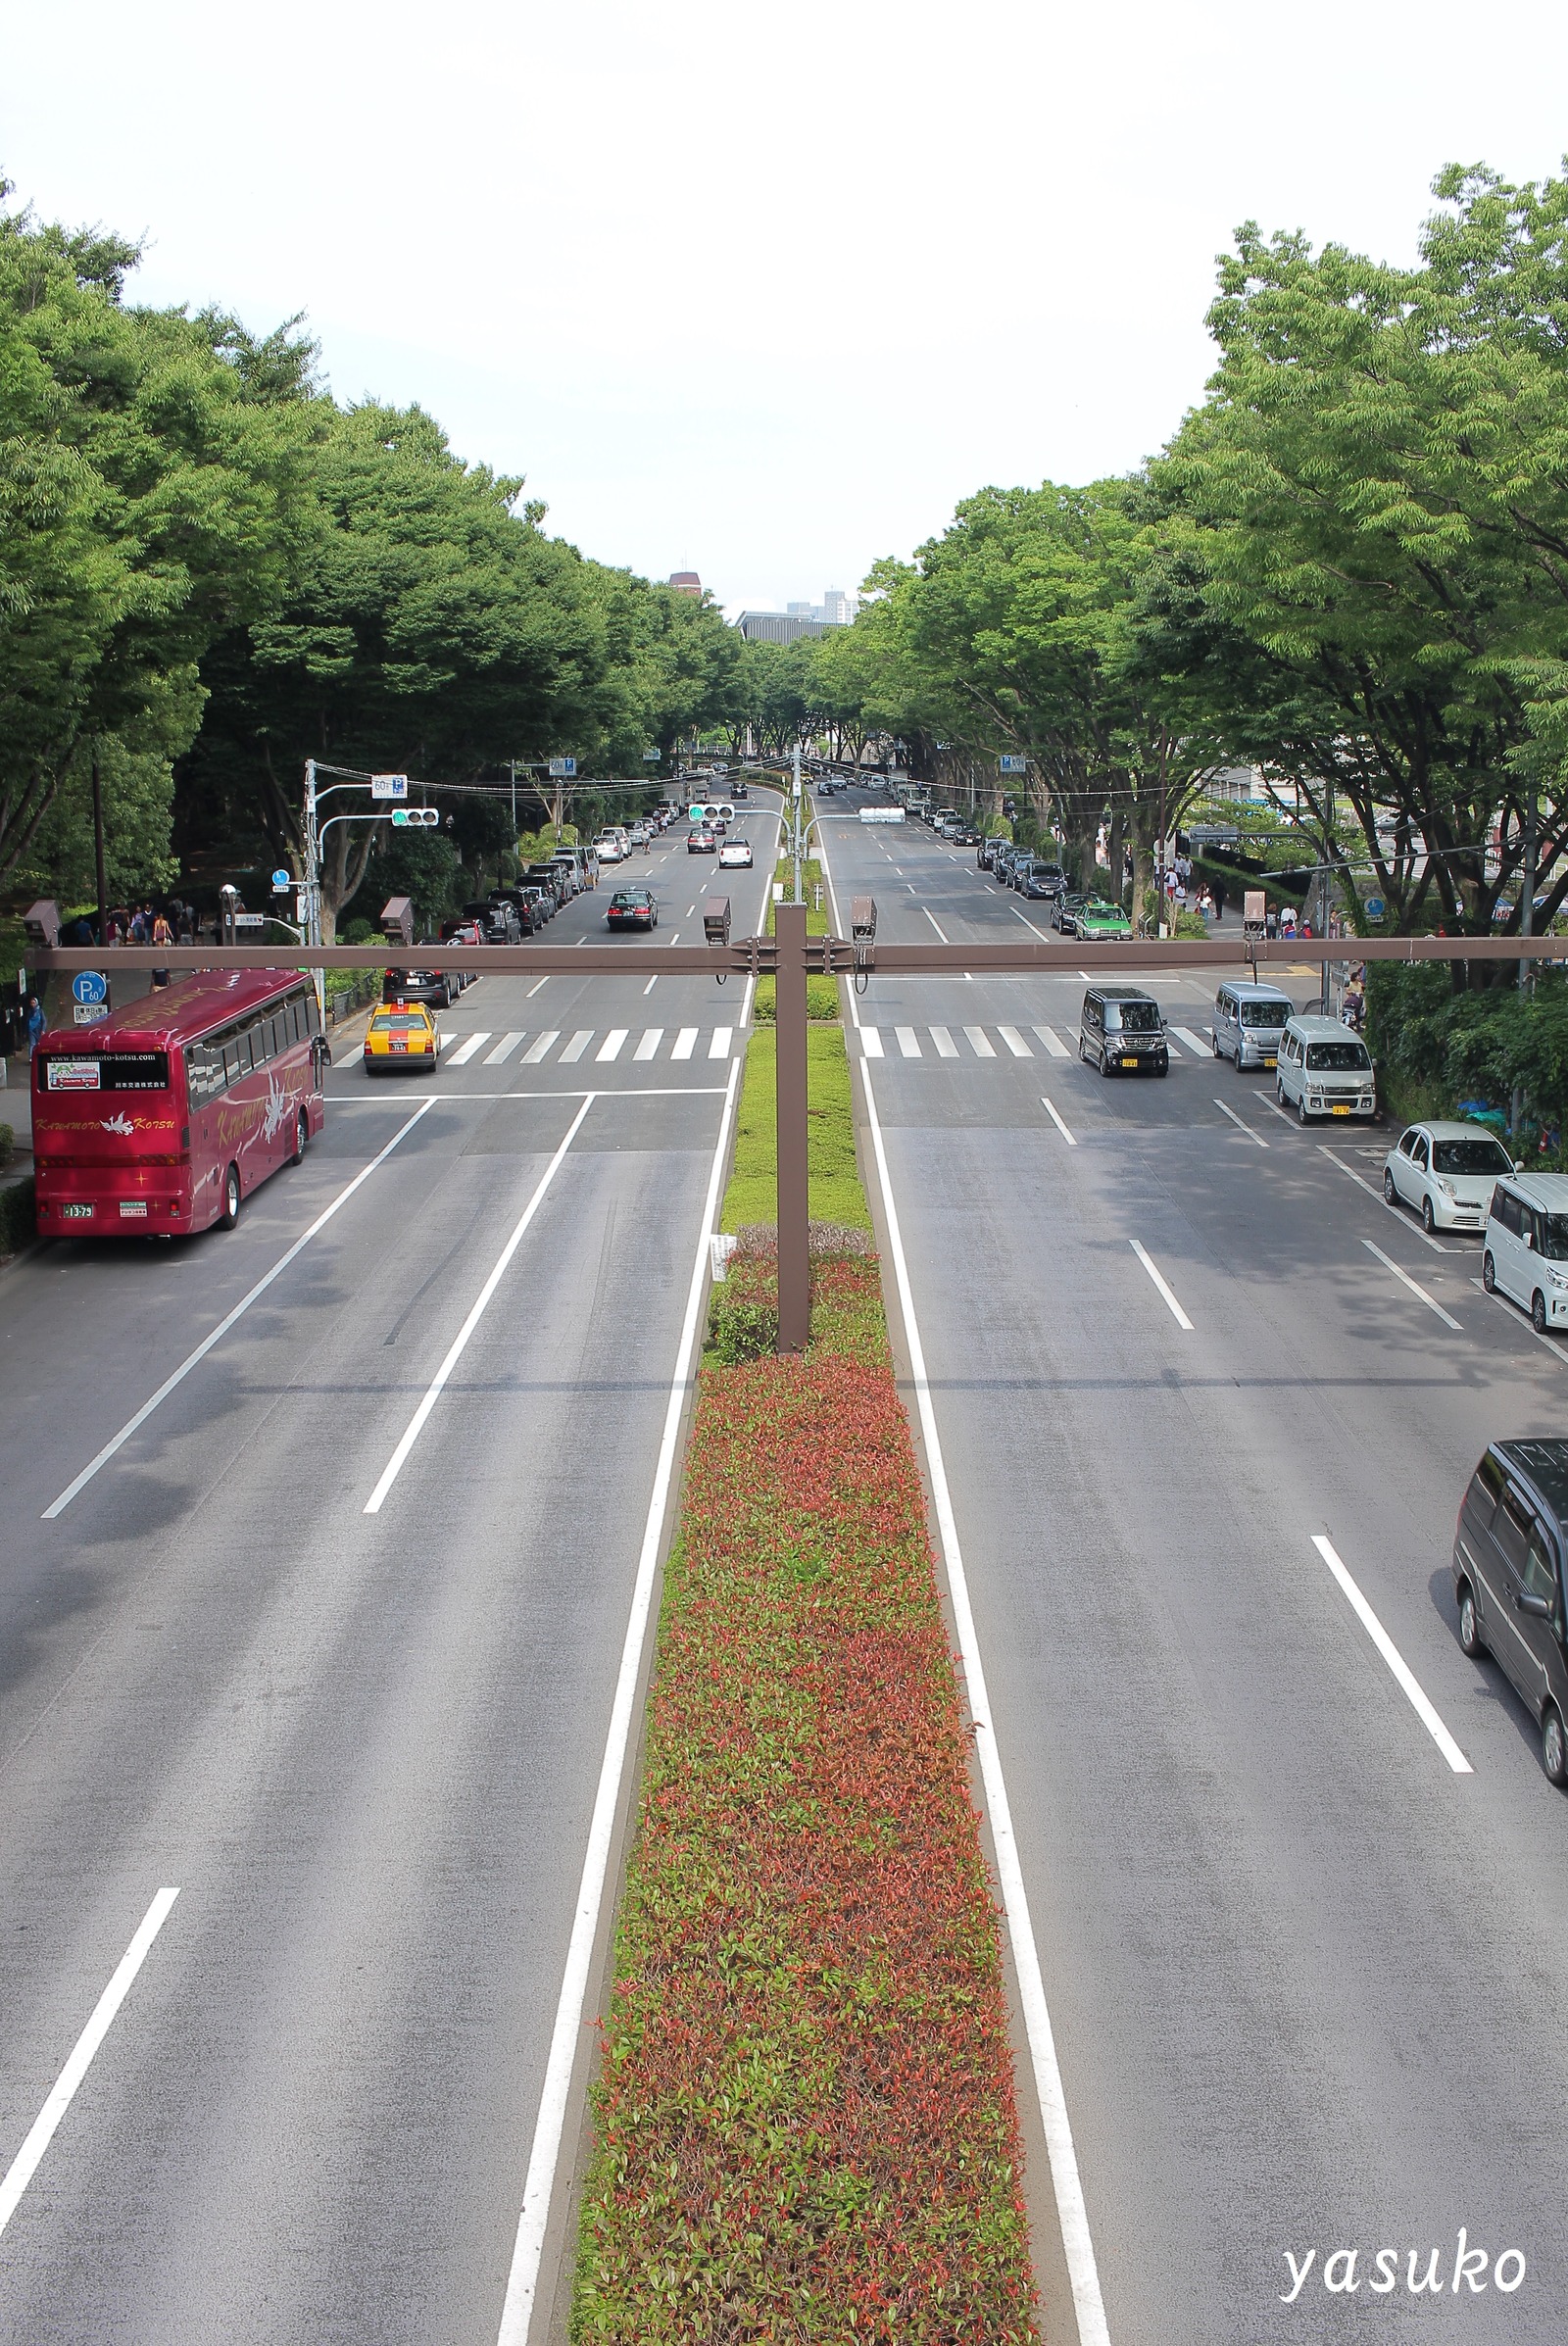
[1321,1149,1447,1253]
[1312,1536,1472,1774]
[1173,1026,1209,1056]
[1010,904,1053,941]
[708,1027,733,1059]
[1361,1239,1460,1330]
[997,1025,1033,1057]
[1131,1240,1194,1330]
[1034,1024,1070,1058]
[923,907,950,943]
[963,1025,996,1058]
[854,1053,1111,2346]
[520,1032,560,1064]
[43,1101,436,1517]
[671,1028,698,1060]
[1258,1093,1295,1125]
[685,904,696,917]
[1471,1280,1568,1364]
[560,1031,593,1063]
[633,1029,662,1062]
[861,1027,885,1058]
[739,973,755,1027]
[930,1025,958,1057]
[484,1032,525,1065]
[447,1033,491,1066]
[365,1098,595,1513]
[595,1029,628,1063]
[642,975,658,996]
[526,977,549,997]
[0,1887,179,2240]
[1078,969,1091,982]
[906,884,916,895]
[336,1043,365,1066]
[1214,1097,1268,1149]
[895,1025,922,1057]
[496,1059,743,2345]
[1042,1099,1078,1148]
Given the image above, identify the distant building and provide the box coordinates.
[668,571,703,598]
[737,611,827,644]
[822,588,855,626]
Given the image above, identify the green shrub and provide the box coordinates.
[0,1177,36,1256]
[0,1121,14,1170]
[707,1287,779,1363]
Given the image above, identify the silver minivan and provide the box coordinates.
[1483,1174,1568,1334]
[1275,1014,1376,1122]
[1212,981,1296,1070]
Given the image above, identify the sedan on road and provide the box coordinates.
[1019,861,1066,901]
[365,1002,440,1073]
[687,827,717,854]
[1053,892,1092,935]
[1078,899,1135,941]
[717,837,754,868]
[1385,1122,1516,1234]
[606,888,659,929]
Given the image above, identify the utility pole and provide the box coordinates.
[90,747,108,946]
[1521,772,1538,995]
[792,742,804,905]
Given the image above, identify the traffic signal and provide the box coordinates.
[390,806,440,827]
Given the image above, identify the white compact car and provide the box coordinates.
[1384,1122,1516,1235]
[1483,1173,1568,1332]
[717,837,754,868]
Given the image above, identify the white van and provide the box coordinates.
[1275,1014,1376,1122]
[1212,981,1296,1070]
[1483,1174,1568,1333]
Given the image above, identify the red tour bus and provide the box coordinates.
[33,971,327,1240]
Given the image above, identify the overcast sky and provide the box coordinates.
[6,2,1567,617]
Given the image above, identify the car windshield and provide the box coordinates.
[374,1012,427,1029]
[1433,1137,1512,1176]
[1305,1040,1371,1071]
[1240,999,1291,1027]
[1106,1001,1161,1033]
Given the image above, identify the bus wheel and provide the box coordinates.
[220,1162,241,1230]
[292,1109,308,1165]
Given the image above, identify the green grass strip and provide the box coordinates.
[720,1024,870,1234]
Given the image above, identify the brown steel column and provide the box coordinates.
[774,901,810,1352]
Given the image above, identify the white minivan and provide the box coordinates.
[1275,1014,1376,1122]
[1483,1174,1568,1333]
[1212,981,1296,1070]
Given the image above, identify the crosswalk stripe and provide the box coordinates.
[447,1033,490,1065]
[997,1025,1033,1057]
[896,1025,922,1057]
[560,1031,593,1063]
[633,1029,662,1061]
[1034,1024,1070,1058]
[1173,1026,1210,1057]
[930,1025,958,1058]
[862,1027,885,1057]
[672,1028,698,1060]
[596,1029,628,1062]
[964,1026,997,1058]
[708,1027,733,1059]
[483,1031,525,1064]
[521,1031,560,1063]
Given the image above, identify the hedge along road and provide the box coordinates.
[0,813,766,2346]
[818,791,1568,2346]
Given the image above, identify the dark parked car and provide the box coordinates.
[523,862,566,910]
[1454,1441,1568,1782]
[492,888,543,936]
[463,898,518,944]
[1020,861,1066,901]
[1054,891,1092,935]
[977,836,1002,870]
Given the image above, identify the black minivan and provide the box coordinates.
[1453,1440,1568,1782]
[1078,987,1169,1077]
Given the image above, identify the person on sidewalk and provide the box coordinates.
[25,994,44,1057]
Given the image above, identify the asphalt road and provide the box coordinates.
[821,796,1568,2343]
[0,807,776,2344]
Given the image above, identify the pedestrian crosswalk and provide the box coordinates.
[856,1021,1214,1063]
[436,1025,736,1069]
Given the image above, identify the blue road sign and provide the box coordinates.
[271,868,291,892]
[71,970,108,1006]
[1366,897,1386,919]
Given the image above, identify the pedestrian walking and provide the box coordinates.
[1213,878,1227,921]
[25,993,43,1057]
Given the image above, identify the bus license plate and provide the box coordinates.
[120,1200,148,1216]
[61,1203,93,1219]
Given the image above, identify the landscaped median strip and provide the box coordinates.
[568,1026,1040,2338]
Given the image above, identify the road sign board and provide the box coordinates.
[999,755,1027,774]
[370,773,409,800]
[1366,896,1386,919]
[1188,824,1240,846]
[233,912,266,929]
[548,757,577,778]
[271,867,292,892]
[642,749,662,761]
[74,1002,110,1025]
[71,969,108,1006]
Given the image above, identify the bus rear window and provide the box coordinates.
[41,1051,171,1093]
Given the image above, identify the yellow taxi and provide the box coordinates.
[364,1000,441,1074]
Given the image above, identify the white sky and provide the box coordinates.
[6,1,1567,617]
